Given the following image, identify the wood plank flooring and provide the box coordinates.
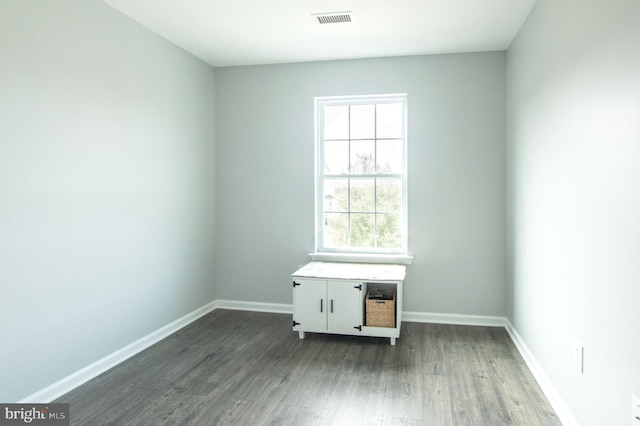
[56,310,561,425]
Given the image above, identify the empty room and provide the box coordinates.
[1,0,638,425]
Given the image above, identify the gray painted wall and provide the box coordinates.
[0,1,216,402]
[507,0,640,424]
[214,53,507,316]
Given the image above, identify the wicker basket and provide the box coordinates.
[365,286,396,328]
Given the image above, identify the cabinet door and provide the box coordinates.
[327,280,362,334]
[293,279,327,332]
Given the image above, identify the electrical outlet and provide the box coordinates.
[633,395,640,425]
[572,339,583,373]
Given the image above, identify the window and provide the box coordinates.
[315,94,407,254]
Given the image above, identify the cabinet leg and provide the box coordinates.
[390,337,396,346]
[298,331,305,340]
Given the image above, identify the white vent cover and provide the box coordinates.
[313,11,353,24]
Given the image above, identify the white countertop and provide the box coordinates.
[292,261,406,281]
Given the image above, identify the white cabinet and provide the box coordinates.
[326,280,362,333]
[292,262,406,345]
[293,279,363,335]
[292,279,327,332]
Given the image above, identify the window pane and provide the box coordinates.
[324,140,348,174]
[350,214,374,247]
[376,102,403,139]
[350,178,374,213]
[376,139,402,174]
[324,105,349,140]
[350,104,375,139]
[376,214,401,248]
[376,178,402,213]
[323,178,348,212]
[350,140,375,174]
[324,213,348,248]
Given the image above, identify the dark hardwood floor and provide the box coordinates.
[56,309,561,425]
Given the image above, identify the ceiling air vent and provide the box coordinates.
[313,12,353,24]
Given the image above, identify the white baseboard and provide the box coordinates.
[19,301,217,404]
[215,299,293,314]
[402,310,507,327]
[212,302,506,328]
[504,320,578,426]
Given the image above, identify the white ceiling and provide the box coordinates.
[102,0,536,67]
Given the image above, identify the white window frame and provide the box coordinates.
[314,94,408,256]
